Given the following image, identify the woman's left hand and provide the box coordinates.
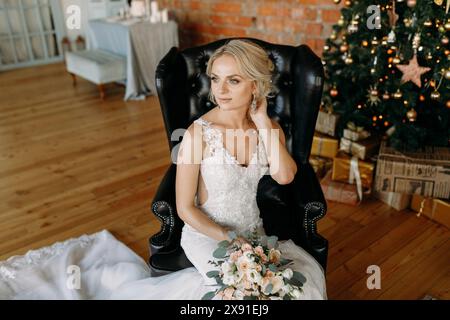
[249,96,270,125]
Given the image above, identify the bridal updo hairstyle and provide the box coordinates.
[206,39,275,105]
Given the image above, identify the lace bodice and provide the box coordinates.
[191,117,270,235]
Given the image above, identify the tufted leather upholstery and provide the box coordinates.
[149,38,328,277]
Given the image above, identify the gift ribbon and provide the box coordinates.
[416,197,442,218]
[347,121,365,133]
[348,156,363,200]
[317,137,323,156]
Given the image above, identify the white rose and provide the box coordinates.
[246,269,262,284]
[221,262,233,274]
[291,288,302,299]
[282,268,293,280]
[223,273,235,286]
[234,290,245,300]
[271,276,284,294]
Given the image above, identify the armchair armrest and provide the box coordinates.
[291,161,328,271]
[149,164,181,254]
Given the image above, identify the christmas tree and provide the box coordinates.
[321,0,449,151]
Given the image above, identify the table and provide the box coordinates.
[87,18,179,100]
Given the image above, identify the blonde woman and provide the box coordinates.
[0,40,326,300]
[173,39,327,299]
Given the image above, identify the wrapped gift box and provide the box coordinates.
[311,132,339,159]
[310,156,333,179]
[373,190,412,211]
[410,194,450,228]
[374,142,450,199]
[315,110,340,137]
[332,152,374,190]
[321,171,359,206]
[339,136,380,160]
[343,128,371,141]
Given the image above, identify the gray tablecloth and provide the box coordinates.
[87,19,179,100]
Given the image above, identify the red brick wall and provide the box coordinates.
[158,0,343,57]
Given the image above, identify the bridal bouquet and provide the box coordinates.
[202,229,306,300]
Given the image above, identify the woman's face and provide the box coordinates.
[210,54,255,111]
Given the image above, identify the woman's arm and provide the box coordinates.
[175,123,231,242]
[250,99,297,185]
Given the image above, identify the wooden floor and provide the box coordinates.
[0,63,448,300]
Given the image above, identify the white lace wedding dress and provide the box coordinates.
[0,117,327,300]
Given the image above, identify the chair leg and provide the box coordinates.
[98,84,105,101]
[70,73,77,87]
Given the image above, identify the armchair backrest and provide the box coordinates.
[155,37,324,164]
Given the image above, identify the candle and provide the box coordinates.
[162,9,168,23]
[151,1,158,15]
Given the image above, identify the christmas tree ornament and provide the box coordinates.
[407,0,416,7]
[412,33,421,50]
[396,54,431,87]
[419,95,425,101]
[370,68,376,74]
[441,36,449,45]
[345,55,354,64]
[387,30,396,43]
[406,108,417,122]
[393,56,401,64]
[446,100,450,108]
[444,20,450,30]
[434,0,443,5]
[423,20,433,27]
[345,0,352,6]
[367,86,381,106]
[333,0,341,3]
[338,16,345,26]
[382,92,391,100]
[362,40,369,47]
[348,20,359,33]
[323,45,330,51]
[430,90,441,100]
[371,37,379,45]
[404,18,412,27]
[393,89,403,99]
[330,32,337,40]
[426,52,433,60]
[445,69,450,79]
[340,43,349,52]
[330,87,339,97]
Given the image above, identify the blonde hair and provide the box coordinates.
[206,39,275,105]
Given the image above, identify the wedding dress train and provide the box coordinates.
[0,117,327,300]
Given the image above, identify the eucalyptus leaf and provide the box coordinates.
[218,240,230,248]
[267,236,278,249]
[280,258,293,266]
[206,270,220,278]
[265,283,273,294]
[213,247,227,259]
[201,291,216,300]
[227,231,237,240]
[268,264,277,272]
[293,271,307,284]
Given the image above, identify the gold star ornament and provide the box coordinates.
[395,54,431,88]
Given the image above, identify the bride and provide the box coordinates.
[0,40,327,300]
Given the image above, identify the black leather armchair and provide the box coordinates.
[149,38,328,276]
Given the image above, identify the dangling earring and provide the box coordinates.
[250,94,257,113]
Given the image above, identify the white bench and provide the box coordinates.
[65,49,126,100]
